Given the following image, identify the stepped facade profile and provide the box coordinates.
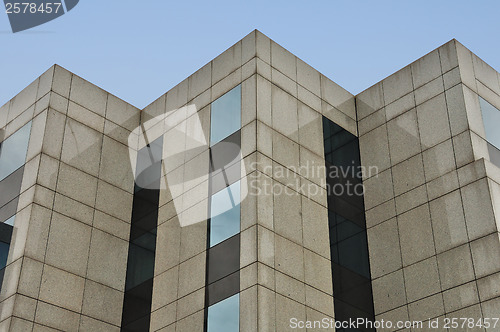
[1,30,500,331]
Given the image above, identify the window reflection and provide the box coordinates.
[0,166,25,212]
[207,235,240,285]
[337,233,370,278]
[125,233,156,291]
[0,121,32,181]
[0,242,9,274]
[210,85,241,146]
[210,181,240,247]
[210,131,241,195]
[480,97,500,149]
[122,136,162,331]
[207,293,239,332]
[323,117,375,330]
[0,222,13,291]
[479,98,500,168]
[135,137,163,191]
[4,215,15,226]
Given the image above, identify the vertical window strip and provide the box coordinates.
[121,136,163,332]
[0,221,13,289]
[204,85,242,332]
[322,116,376,331]
[479,97,500,167]
[0,121,32,292]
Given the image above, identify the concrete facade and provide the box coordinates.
[359,40,500,331]
[0,31,499,331]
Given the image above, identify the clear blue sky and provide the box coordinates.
[1,0,499,109]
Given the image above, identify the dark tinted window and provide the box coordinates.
[0,166,25,209]
[207,234,240,284]
[0,222,13,291]
[122,136,163,331]
[323,117,375,331]
[210,131,241,195]
[206,271,239,307]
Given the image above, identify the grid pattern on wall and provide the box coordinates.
[2,31,500,332]
[0,65,141,331]
[357,39,500,328]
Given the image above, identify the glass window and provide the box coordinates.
[207,234,240,284]
[121,136,162,332]
[480,97,500,148]
[0,121,31,181]
[0,222,13,291]
[207,293,239,332]
[210,131,241,172]
[0,241,9,271]
[0,196,19,224]
[4,215,15,226]
[0,166,25,209]
[337,232,371,278]
[125,239,155,291]
[206,271,239,307]
[210,181,240,247]
[210,85,241,146]
[135,136,163,191]
[210,131,241,195]
[121,278,154,328]
[332,214,363,243]
[323,116,375,327]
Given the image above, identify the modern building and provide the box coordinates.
[0,30,500,331]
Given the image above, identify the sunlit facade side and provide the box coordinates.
[0,31,500,331]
